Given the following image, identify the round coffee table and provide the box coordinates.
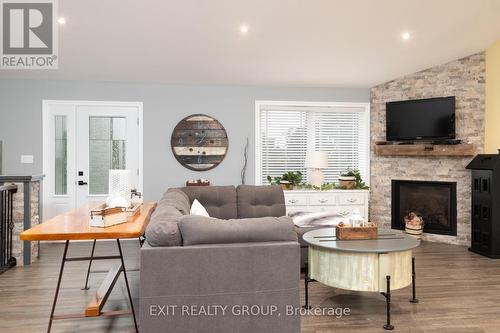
[302,228,420,330]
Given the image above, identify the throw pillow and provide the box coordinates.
[190,199,210,217]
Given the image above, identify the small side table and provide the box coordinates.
[20,202,156,333]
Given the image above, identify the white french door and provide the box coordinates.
[43,101,143,220]
[75,106,140,206]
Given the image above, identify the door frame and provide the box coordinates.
[42,100,144,219]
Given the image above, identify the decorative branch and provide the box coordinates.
[241,136,249,184]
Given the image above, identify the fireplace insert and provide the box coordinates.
[392,180,457,236]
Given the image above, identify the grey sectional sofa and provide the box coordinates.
[140,185,301,333]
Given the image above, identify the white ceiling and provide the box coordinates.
[1,0,500,87]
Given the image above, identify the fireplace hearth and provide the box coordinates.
[392,180,457,236]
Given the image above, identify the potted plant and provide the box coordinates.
[339,172,356,189]
[339,169,368,189]
[267,171,302,190]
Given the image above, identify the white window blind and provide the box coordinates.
[257,103,369,185]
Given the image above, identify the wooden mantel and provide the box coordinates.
[374,143,475,157]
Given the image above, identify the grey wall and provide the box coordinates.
[0,79,369,200]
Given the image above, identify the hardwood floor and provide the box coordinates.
[1,240,500,332]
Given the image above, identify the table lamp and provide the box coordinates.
[305,151,328,187]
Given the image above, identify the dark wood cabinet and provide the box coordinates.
[466,154,500,258]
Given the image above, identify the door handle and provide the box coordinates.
[78,180,88,186]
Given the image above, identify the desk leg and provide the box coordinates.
[116,239,138,333]
[47,240,69,333]
[382,275,394,330]
[82,239,96,290]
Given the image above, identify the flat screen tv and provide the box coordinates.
[386,96,455,141]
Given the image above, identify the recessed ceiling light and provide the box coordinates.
[240,25,249,34]
[57,17,66,25]
[401,32,411,40]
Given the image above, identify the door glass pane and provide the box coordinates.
[89,117,126,195]
[54,115,67,195]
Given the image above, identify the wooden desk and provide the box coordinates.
[20,202,156,333]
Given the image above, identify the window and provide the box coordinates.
[255,101,370,185]
[89,116,127,195]
[54,115,67,195]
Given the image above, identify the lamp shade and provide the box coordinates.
[305,151,328,169]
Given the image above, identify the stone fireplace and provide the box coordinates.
[370,52,485,245]
[392,180,457,236]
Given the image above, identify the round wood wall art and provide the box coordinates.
[171,114,229,171]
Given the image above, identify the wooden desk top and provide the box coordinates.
[20,202,156,241]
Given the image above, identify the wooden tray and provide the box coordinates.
[335,225,378,240]
[90,202,142,227]
[186,180,210,186]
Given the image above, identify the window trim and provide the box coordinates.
[254,100,371,186]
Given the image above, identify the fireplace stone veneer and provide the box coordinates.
[392,180,457,236]
[0,175,43,265]
[370,52,485,245]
